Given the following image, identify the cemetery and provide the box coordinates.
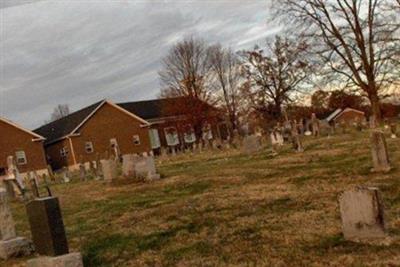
[1,121,399,266]
[1,1,399,266]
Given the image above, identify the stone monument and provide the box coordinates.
[26,196,83,266]
[339,187,386,241]
[370,130,391,172]
[0,188,33,260]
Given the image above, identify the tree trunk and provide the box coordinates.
[369,93,382,124]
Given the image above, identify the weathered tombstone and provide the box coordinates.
[134,156,160,181]
[26,196,84,266]
[122,154,139,177]
[311,113,320,137]
[390,123,397,139]
[339,187,386,241]
[0,188,33,259]
[242,135,262,155]
[47,165,55,182]
[171,146,176,156]
[370,130,391,172]
[100,159,118,182]
[28,172,40,198]
[291,121,304,152]
[6,156,25,193]
[79,164,86,181]
[61,167,70,183]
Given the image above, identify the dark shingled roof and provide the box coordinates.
[116,98,186,120]
[34,100,104,145]
[117,97,219,121]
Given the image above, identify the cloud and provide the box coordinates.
[0,0,277,128]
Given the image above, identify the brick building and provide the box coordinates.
[118,97,229,152]
[325,108,366,126]
[34,100,152,170]
[0,117,48,177]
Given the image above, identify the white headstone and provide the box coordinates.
[339,187,386,241]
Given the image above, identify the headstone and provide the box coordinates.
[26,197,69,256]
[28,172,40,199]
[134,156,160,181]
[122,154,139,177]
[47,165,55,182]
[100,159,118,182]
[0,189,16,240]
[6,156,25,192]
[61,167,70,183]
[0,188,33,259]
[370,130,391,172]
[390,123,397,139]
[339,187,386,241]
[311,113,320,137]
[26,197,84,266]
[291,121,304,152]
[242,135,262,154]
[79,164,86,181]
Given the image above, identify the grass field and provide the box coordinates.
[4,129,400,267]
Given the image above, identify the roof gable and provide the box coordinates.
[34,100,105,145]
[0,117,45,141]
[34,100,150,145]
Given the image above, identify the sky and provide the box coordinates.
[0,0,278,129]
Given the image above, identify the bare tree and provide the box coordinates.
[272,0,400,121]
[209,45,242,132]
[241,36,313,120]
[159,37,214,102]
[159,37,217,140]
[47,104,70,123]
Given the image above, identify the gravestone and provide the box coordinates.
[26,197,68,256]
[291,122,304,152]
[390,123,397,139]
[26,197,84,267]
[79,164,86,181]
[242,135,262,154]
[28,172,40,198]
[101,159,118,182]
[122,154,139,177]
[311,113,320,137]
[134,156,160,181]
[370,130,391,172]
[339,187,386,241]
[61,167,70,183]
[0,188,33,259]
[47,165,55,182]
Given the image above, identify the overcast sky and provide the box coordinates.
[0,0,278,129]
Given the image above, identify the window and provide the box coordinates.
[132,135,141,146]
[15,151,27,165]
[60,147,69,158]
[164,127,180,146]
[85,142,94,153]
[149,129,161,149]
[110,138,118,148]
[183,124,196,144]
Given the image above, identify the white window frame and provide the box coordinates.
[164,127,180,146]
[15,151,27,165]
[133,135,141,146]
[85,141,94,154]
[60,147,69,158]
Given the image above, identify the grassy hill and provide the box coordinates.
[5,128,400,266]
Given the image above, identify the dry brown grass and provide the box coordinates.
[3,128,400,267]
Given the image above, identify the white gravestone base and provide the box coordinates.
[0,237,33,260]
[27,252,84,267]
